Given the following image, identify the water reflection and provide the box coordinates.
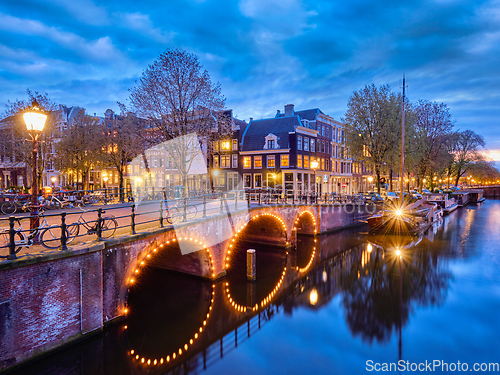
[11,202,500,375]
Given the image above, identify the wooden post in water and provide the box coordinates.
[247,249,256,280]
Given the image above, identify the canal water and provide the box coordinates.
[9,199,500,374]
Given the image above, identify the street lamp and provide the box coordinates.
[103,174,109,203]
[23,100,47,231]
[51,176,56,188]
[311,160,319,194]
[367,176,373,191]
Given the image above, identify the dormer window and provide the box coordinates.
[263,133,279,149]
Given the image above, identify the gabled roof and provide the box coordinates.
[241,116,302,151]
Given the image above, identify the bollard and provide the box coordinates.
[8,216,16,260]
[247,249,256,280]
[159,200,164,228]
[203,194,207,217]
[220,193,224,214]
[97,208,103,241]
[131,204,136,234]
[60,212,68,250]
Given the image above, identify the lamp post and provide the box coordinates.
[23,100,47,231]
[310,160,319,195]
[103,175,108,203]
[367,176,374,192]
[51,176,56,188]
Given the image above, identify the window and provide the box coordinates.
[232,139,238,151]
[321,126,325,136]
[232,154,238,168]
[326,127,329,138]
[243,174,251,188]
[321,158,325,170]
[254,174,262,188]
[281,154,289,168]
[297,154,302,168]
[297,136,302,150]
[267,155,275,168]
[304,155,309,169]
[213,141,219,152]
[213,155,219,168]
[243,156,251,169]
[310,139,315,152]
[221,141,231,151]
[268,140,275,149]
[221,155,230,168]
[254,156,262,168]
[304,137,309,151]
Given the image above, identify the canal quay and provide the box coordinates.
[2,198,500,374]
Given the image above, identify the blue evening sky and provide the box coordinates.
[0,0,499,160]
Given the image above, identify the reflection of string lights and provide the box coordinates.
[226,213,288,270]
[297,241,316,273]
[127,283,215,367]
[224,265,287,313]
[293,210,317,234]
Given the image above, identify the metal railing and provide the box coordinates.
[1,189,376,259]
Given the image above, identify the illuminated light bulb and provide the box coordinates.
[160,358,164,364]
[184,237,187,240]
[124,325,128,329]
[190,339,193,344]
[203,320,207,325]
[173,239,176,241]
[124,308,128,314]
[179,348,183,355]
[209,306,212,310]
[131,349,134,354]
[189,238,192,241]
[130,279,134,284]
[154,359,157,365]
[212,273,215,277]
[207,313,210,318]
[153,248,157,252]
[140,261,144,265]
[395,209,402,217]
[135,269,139,274]
[167,356,170,362]
[146,254,150,258]
[184,344,188,350]
[167,241,170,244]
[147,359,151,365]
[200,327,203,332]
[141,358,145,363]
[195,333,199,339]
[229,244,233,248]
[396,250,401,256]
[173,353,176,359]
[136,355,139,360]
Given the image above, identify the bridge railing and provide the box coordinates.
[1,189,371,259]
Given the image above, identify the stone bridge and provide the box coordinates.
[0,203,374,371]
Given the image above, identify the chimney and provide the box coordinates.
[249,117,253,122]
[275,110,281,118]
[284,104,294,117]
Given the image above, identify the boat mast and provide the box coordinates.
[400,75,405,208]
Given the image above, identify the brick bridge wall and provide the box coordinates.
[0,203,373,371]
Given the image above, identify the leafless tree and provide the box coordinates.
[129,49,228,190]
[449,129,485,186]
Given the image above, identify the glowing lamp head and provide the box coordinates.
[23,101,47,133]
[395,209,402,217]
[395,249,401,256]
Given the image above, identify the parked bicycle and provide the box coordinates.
[0,208,71,256]
[66,207,118,240]
[1,194,30,215]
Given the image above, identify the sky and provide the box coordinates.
[0,0,499,161]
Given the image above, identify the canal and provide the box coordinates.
[8,199,500,374]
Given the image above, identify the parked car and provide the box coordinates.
[382,191,399,201]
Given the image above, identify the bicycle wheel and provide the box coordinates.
[1,202,16,215]
[65,223,80,244]
[186,205,198,220]
[40,226,69,249]
[101,217,117,238]
[0,230,23,256]
[168,207,180,223]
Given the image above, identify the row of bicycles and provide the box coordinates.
[0,206,118,257]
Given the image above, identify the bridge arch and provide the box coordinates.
[293,210,317,235]
[224,212,289,271]
[119,237,216,315]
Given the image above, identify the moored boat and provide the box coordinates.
[426,193,458,215]
[452,191,470,207]
[466,189,485,204]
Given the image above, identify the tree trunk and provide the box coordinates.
[389,169,393,192]
[376,168,381,194]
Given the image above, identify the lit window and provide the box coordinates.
[281,154,289,168]
[304,155,309,169]
[310,139,315,152]
[221,155,230,168]
[297,154,302,168]
[213,155,219,168]
[267,155,275,168]
[221,141,231,151]
[243,156,251,168]
[254,156,262,168]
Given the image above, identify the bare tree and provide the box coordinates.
[129,49,227,190]
[450,129,485,186]
[55,112,103,190]
[412,100,454,191]
[101,105,147,201]
[344,84,401,193]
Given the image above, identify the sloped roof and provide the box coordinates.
[294,108,323,121]
[241,116,302,151]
